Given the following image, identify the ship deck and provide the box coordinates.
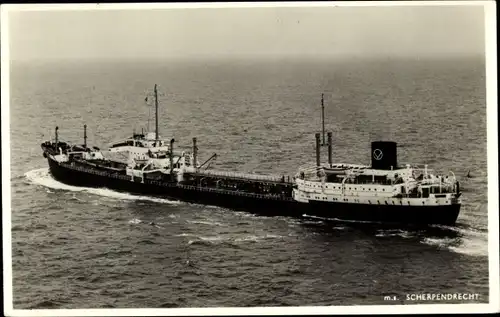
[187,170,294,185]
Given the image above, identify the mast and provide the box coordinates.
[84,124,87,148]
[55,126,59,148]
[193,137,198,170]
[154,84,159,142]
[327,131,333,167]
[321,93,326,146]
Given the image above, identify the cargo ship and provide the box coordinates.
[40,85,462,226]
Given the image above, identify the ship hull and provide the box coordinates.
[45,156,460,226]
[46,157,304,217]
[306,200,460,226]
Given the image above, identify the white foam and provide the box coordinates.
[431,224,487,237]
[198,236,225,242]
[375,231,412,238]
[186,220,225,226]
[128,218,142,225]
[302,214,383,225]
[448,238,489,257]
[128,218,163,228]
[185,233,285,244]
[234,233,284,242]
[174,233,196,237]
[264,234,282,239]
[422,232,488,257]
[25,168,182,205]
[234,235,260,242]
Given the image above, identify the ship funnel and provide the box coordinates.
[371,141,398,170]
[315,133,321,167]
[327,132,333,167]
[55,126,59,146]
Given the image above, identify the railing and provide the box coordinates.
[176,183,295,201]
[194,170,293,184]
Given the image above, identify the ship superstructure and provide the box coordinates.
[292,133,461,223]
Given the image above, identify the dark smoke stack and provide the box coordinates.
[192,137,197,169]
[315,133,321,167]
[371,141,398,170]
[327,132,333,167]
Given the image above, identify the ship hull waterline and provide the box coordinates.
[45,157,461,226]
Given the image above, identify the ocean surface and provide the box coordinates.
[8,57,490,308]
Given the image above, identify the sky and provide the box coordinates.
[6,3,487,62]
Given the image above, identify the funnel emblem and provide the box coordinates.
[373,149,384,160]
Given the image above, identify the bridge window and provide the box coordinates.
[111,142,128,148]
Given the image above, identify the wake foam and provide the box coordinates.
[128,218,142,225]
[422,224,488,257]
[185,233,285,246]
[375,225,488,257]
[301,214,488,257]
[374,229,413,238]
[186,220,225,226]
[24,168,181,205]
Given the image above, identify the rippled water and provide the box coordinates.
[9,57,489,308]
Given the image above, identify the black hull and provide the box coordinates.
[46,157,460,226]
